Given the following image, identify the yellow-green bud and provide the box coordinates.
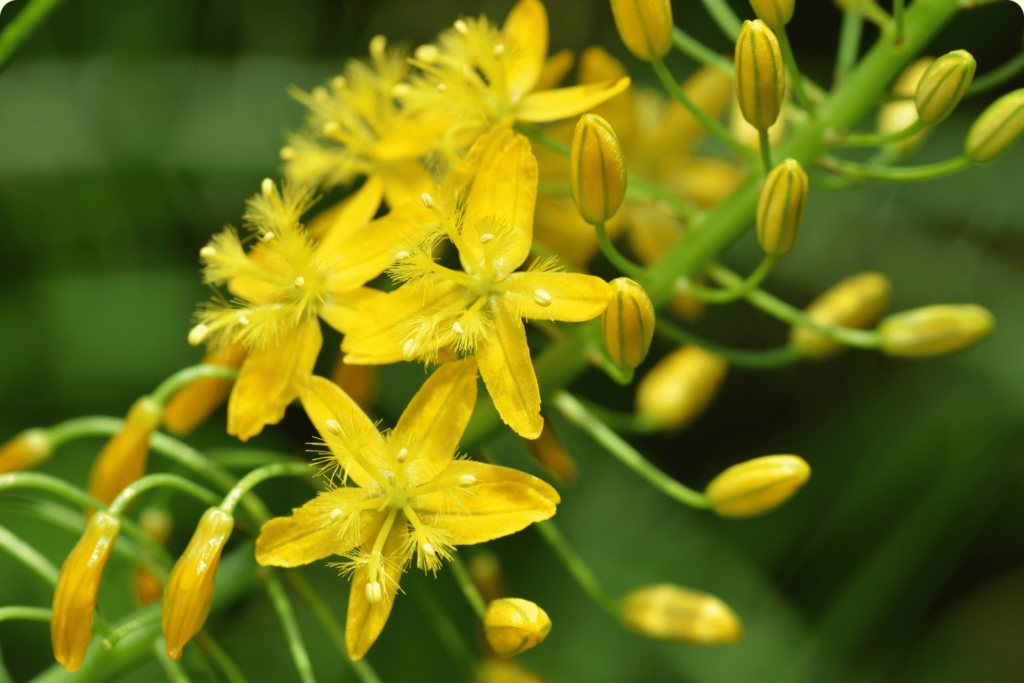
[705,455,810,518]
[636,346,729,431]
[749,0,794,28]
[964,88,1024,164]
[619,584,743,646]
[483,598,552,657]
[878,304,995,357]
[790,272,892,359]
[735,20,785,131]
[914,50,976,126]
[570,114,627,225]
[602,278,656,370]
[609,0,673,61]
[877,57,934,156]
[756,158,808,257]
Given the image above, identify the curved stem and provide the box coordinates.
[759,129,774,173]
[967,52,1024,96]
[672,27,734,75]
[681,256,777,303]
[108,473,220,517]
[534,521,619,614]
[627,176,704,223]
[586,344,635,386]
[195,632,251,683]
[102,607,161,651]
[513,122,569,156]
[776,26,818,117]
[0,606,52,623]
[894,0,905,43]
[595,221,646,280]
[820,154,971,182]
[448,554,487,619]
[265,576,317,683]
[570,397,663,435]
[0,0,69,74]
[150,364,239,405]
[836,119,925,147]
[656,318,804,369]
[699,0,742,39]
[220,462,311,514]
[0,523,59,585]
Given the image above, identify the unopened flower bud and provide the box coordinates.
[87,396,163,506]
[162,507,235,659]
[915,50,976,126]
[570,114,627,225]
[475,660,546,683]
[790,272,892,359]
[163,343,246,438]
[0,428,52,474]
[619,584,743,646]
[602,278,656,370]
[609,0,673,61]
[705,455,810,517]
[964,88,1024,164]
[523,418,578,484]
[636,346,729,431]
[878,58,935,155]
[749,0,794,28]
[52,511,122,672]
[735,20,785,131]
[878,304,995,357]
[756,158,808,257]
[483,598,552,657]
[469,551,510,604]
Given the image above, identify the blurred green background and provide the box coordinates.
[2,0,1024,681]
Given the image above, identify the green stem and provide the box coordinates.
[759,129,774,173]
[155,638,193,683]
[195,632,251,683]
[681,256,777,303]
[102,608,161,651]
[0,0,69,74]
[571,398,663,435]
[0,606,51,623]
[835,6,864,87]
[0,523,59,585]
[820,154,971,181]
[967,52,1024,96]
[586,344,635,386]
[836,118,925,146]
[448,554,488,619]
[219,462,311,514]
[534,521,619,614]
[206,449,296,469]
[699,0,743,39]
[594,221,646,280]
[108,473,220,517]
[656,318,804,369]
[265,576,317,683]
[894,0,905,42]
[855,0,893,28]
[627,176,704,223]
[513,122,569,156]
[150,364,239,405]
[672,27,734,75]
[776,26,818,117]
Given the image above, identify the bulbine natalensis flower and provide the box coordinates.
[878,304,995,357]
[619,584,743,645]
[705,455,811,517]
[570,113,627,225]
[162,342,246,438]
[914,50,976,126]
[790,272,892,359]
[756,158,808,257]
[483,598,552,657]
[735,20,785,131]
[87,396,162,506]
[636,346,729,431]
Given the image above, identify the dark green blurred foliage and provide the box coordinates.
[2,0,1024,681]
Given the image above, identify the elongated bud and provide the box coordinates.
[162,507,235,659]
[878,304,995,357]
[570,114,627,225]
[705,455,810,517]
[878,57,934,155]
[609,0,673,61]
[163,343,246,438]
[790,272,892,359]
[964,88,1024,164]
[132,507,173,606]
[756,158,808,257]
[483,598,552,657]
[87,397,163,506]
[636,346,729,431]
[0,428,52,474]
[469,551,510,604]
[52,511,121,672]
[602,278,656,370]
[735,20,785,131]
[522,418,578,484]
[749,0,794,28]
[619,584,742,645]
[915,50,976,126]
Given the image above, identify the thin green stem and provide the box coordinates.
[108,473,220,517]
[571,397,662,435]
[681,256,777,303]
[835,119,926,146]
[150,364,239,405]
[776,26,818,117]
[854,0,893,28]
[759,129,774,173]
[155,638,193,683]
[219,462,311,514]
[627,176,704,223]
[0,0,69,73]
[656,318,804,369]
[265,576,317,683]
[448,554,487,619]
[586,344,635,386]
[0,523,59,585]
[835,6,864,87]
[0,606,51,623]
[195,632,251,683]
[534,521,619,614]
[595,221,646,280]
[101,607,161,652]
[820,154,971,181]
[672,27,734,75]
[967,52,1024,96]
[894,0,905,42]
[409,574,476,673]
[513,122,569,156]
[206,449,296,469]
[699,0,743,39]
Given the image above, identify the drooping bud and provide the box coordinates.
[878,58,935,155]
[0,428,52,474]
[914,50,976,126]
[964,88,1024,164]
[51,511,122,672]
[483,598,552,657]
[87,397,163,506]
[790,272,892,359]
[469,551,510,604]
[877,304,995,357]
[705,455,810,518]
[609,0,673,61]
[619,584,743,646]
[602,278,656,370]
[570,114,627,225]
[132,507,173,607]
[522,417,578,484]
[756,158,808,257]
[749,0,794,28]
[636,346,729,431]
[163,343,246,438]
[162,507,235,659]
[735,20,785,131]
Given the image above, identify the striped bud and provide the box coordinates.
[571,114,627,225]
[620,584,743,646]
[163,343,246,437]
[609,0,673,61]
[915,50,976,126]
[87,397,162,506]
[0,428,52,474]
[523,418,578,484]
[705,455,810,517]
[878,304,995,357]
[964,88,1024,164]
[483,598,552,657]
[636,346,729,431]
[790,272,892,359]
[735,20,785,131]
[749,0,794,28]
[602,278,656,370]
[756,158,808,257]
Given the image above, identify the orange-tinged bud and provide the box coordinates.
[602,278,656,370]
[570,114,627,225]
[756,158,808,257]
[87,397,162,506]
[469,551,510,604]
[915,50,976,126]
[133,567,165,607]
[523,418,577,484]
[132,507,173,606]
[705,455,810,517]
[483,598,552,657]
[609,0,673,61]
[749,0,794,28]
[735,20,785,131]
[964,88,1024,164]
[330,355,380,408]
[162,507,235,659]
[0,428,52,474]
[163,343,246,437]
[790,272,892,359]
[636,346,729,431]
[620,584,742,645]
[51,511,121,672]
[475,659,547,683]
[878,304,995,357]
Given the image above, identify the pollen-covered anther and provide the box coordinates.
[394,250,410,261]
[330,75,346,91]
[325,419,342,435]
[369,35,387,60]
[458,474,476,487]
[454,19,468,34]
[436,83,447,93]
[199,246,216,258]
[397,448,408,464]
[423,543,436,558]
[402,339,420,360]
[187,324,208,346]
[453,321,465,335]
[421,193,435,209]
[366,580,383,605]
[533,289,553,307]
[311,86,329,102]
[392,83,412,98]
[330,509,343,521]
[323,121,340,136]
[238,315,250,326]
[414,44,439,63]
[279,146,296,161]
[261,178,274,198]
[493,44,504,56]
[294,277,305,288]
[262,232,275,242]
[480,233,494,243]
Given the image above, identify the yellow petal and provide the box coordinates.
[255,488,376,567]
[449,123,515,190]
[346,520,408,660]
[503,0,549,103]
[476,296,543,439]
[531,49,575,92]
[577,46,637,142]
[394,359,478,474]
[516,78,631,123]
[312,177,384,257]
[505,272,611,322]
[227,318,322,441]
[320,287,387,335]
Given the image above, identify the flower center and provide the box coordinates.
[467,274,494,297]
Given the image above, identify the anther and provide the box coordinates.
[480,233,494,243]
[453,321,464,335]
[365,580,383,605]
[391,83,412,98]
[369,35,387,60]
[415,45,439,63]
[493,44,504,56]
[325,419,342,435]
[421,192,435,209]
[294,277,305,288]
[330,75,346,91]
[323,121,340,136]
[395,250,410,261]
[199,246,216,258]
[402,339,420,360]
[397,448,408,463]
[187,324,208,347]
[279,146,296,161]
[423,543,436,557]
[533,289,553,307]
[261,178,275,198]
[458,474,476,487]
[312,86,329,102]
[262,232,275,242]
[238,315,250,326]
[436,83,447,93]
[330,509,342,521]
[454,19,469,34]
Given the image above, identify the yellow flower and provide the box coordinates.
[342,129,612,439]
[87,396,162,506]
[0,428,52,474]
[483,598,552,657]
[255,359,559,660]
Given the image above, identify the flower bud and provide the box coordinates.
[475,660,547,683]
[619,584,742,645]
[878,304,995,357]
[636,346,728,431]
[877,57,934,155]
[0,428,52,474]
[964,88,1024,164]
[570,114,627,225]
[705,455,810,517]
[756,158,808,257]
[914,50,976,126]
[162,507,235,659]
[522,418,578,484]
[790,272,892,359]
[163,343,246,437]
[609,0,673,61]
[51,511,121,672]
[602,278,656,370]
[735,20,785,131]
[87,396,163,506]
[483,598,552,657]
[749,0,794,28]
[132,507,174,607]
[469,551,510,604]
